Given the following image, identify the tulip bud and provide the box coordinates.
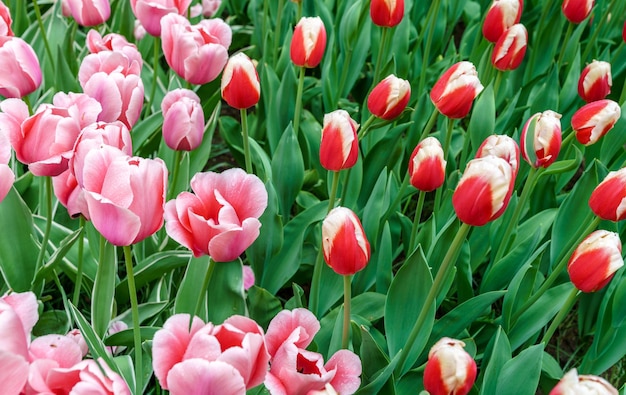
[370,0,404,28]
[578,60,612,103]
[290,17,327,68]
[520,110,562,168]
[491,23,527,71]
[322,207,370,276]
[408,137,446,192]
[65,0,111,27]
[589,167,626,221]
[430,61,484,119]
[482,0,523,43]
[130,0,192,37]
[571,99,621,146]
[567,230,623,293]
[161,89,205,151]
[453,155,514,226]
[475,134,520,177]
[0,36,42,99]
[423,338,477,395]
[319,110,359,171]
[367,74,411,120]
[0,1,13,36]
[562,0,594,24]
[550,369,618,395]
[221,53,261,109]
[202,0,221,17]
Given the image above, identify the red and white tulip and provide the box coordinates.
[408,137,446,192]
[430,61,484,119]
[578,60,612,103]
[367,74,411,120]
[520,110,562,168]
[571,99,621,146]
[567,230,623,293]
[322,207,370,276]
[423,337,477,395]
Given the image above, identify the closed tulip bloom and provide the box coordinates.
[161,14,231,85]
[571,99,621,146]
[202,0,221,17]
[520,110,562,168]
[221,53,261,109]
[475,134,520,177]
[430,61,484,119]
[408,137,446,192]
[65,0,110,26]
[550,369,618,395]
[578,60,612,102]
[0,36,42,98]
[453,155,514,226]
[130,0,192,36]
[0,1,13,36]
[423,338,477,395]
[290,17,326,68]
[567,230,623,293]
[0,131,14,203]
[161,89,205,151]
[589,167,626,221]
[370,0,404,27]
[482,0,523,43]
[491,23,527,71]
[562,0,594,24]
[367,74,411,120]
[322,207,370,276]
[319,110,359,171]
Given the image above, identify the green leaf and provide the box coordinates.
[91,240,117,338]
[105,327,161,347]
[355,352,401,395]
[267,66,297,154]
[271,124,304,220]
[68,302,117,371]
[495,344,544,395]
[115,301,168,328]
[357,326,396,395]
[469,83,495,152]
[207,259,247,324]
[35,227,81,283]
[33,310,70,336]
[174,255,209,316]
[247,286,283,330]
[480,327,512,395]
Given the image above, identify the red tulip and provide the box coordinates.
[0,1,13,36]
[578,60,612,102]
[571,99,621,146]
[430,61,484,119]
[408,137,446,192]
[562,0,594,24]
[370,0,404,27]
[589,167,626,221]
[482,0,523,43]
[0,130,14,203]
[423,337,477,395]
[520,110,562,168]
[367,74,411,120]
[130,0,192,36]
[475,134,520,177]
[567,230,623,293]
[319,110,359,171]
[322,207,370,276]
[221,53,261,109]
[550,369,618,395]
[453,155,514,226]
[164,168,268,261]
[161,89,205,150]
[291,17,327,68]
[64,0,111,27]
[0,36,42,98]
[491,23,527,71]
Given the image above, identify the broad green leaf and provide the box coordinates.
[357,326,397,395]
[247,286,283,330]
[207,259,247,324]
[35,227,81,283]
[115,301,168,327]
[267,66,296,153]
[247,181,283,280]
[69,303,117,372]
[480,327,512,395]
[174,255,210,316]
[33,310,70,336]
[355,352,401,395]
[469,83,495,152]
[92,240,117,338]
[271,124,304,220]
[494,344,544,395]
[105,327,161,347]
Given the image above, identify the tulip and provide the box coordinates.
[589,167,626,221]
[52,170,83,218]
[202,0,221,17]
[322,207,371,276]
[30,334,84,368]
[408,137,446,192]
[491,23,528,71]
[430,61,484,119]
[482,0,523,43]
[0,36,42,98]
[221,53,261,109]
[243,265,255,290]
[80,146,167,246]
[134,20,147,41]
[64,0,111,27]
[578,60,612,103]
[370,0,404,27]
[423,338,477,395]
[562,0,594,24]
[367,74,411,120]
[520,110,562,168]
[623,21,626,43]
[164,168,268,261]
[550,369,618,395]
[130,0,192,36]
[66,329,89,357]
[265,308,321,357]
[452,155,514,226]
[475,134,520,177]
[571,99,621,146]
[0,131,14,203]
[567,230,623,293]
[86,30,143,68]
[290,17,327,68]
[0,1,13,36]
[161,89,205,150]
[161,13,232,85]
[166,359,246,394]
[319,110,359,171]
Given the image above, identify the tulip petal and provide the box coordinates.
[167,359,247,395]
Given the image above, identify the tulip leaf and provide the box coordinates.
[33,310,70,336]
[207,258,247,324]
[114,301,169,328]
[271,123,304,220]
[612,273,626,328]
[247,181,283,279]
[494,344,544,395]
[247,286,283,330]
[357,326,397,395]
[469,83,495,153]
[104,327,161,347]
[174,255,211,316]
[480,327,512,395]
[92,240,117,338]
[34,227,82,283]
[68,302,118,373]
[267,66,296,154]
[355,352,401,395]
[558,49,581,111]
[361,168,389,251]
[600,100,626,165]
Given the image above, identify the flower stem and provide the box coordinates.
[357,114,378,141]
[148,36,160,116]
[372,27,389,84]
[395,221,471,376]
[192,258,215,326]
[541,286,580,345]
[32,0,54,72]
[293,66,306,135]
[167,150,183,201]
[341,274,352,349]
[418,0,441,95]
[72,216,86,306]
[35,177,53,273]
[241,109,252,173]
[408,190,426,253]
[123,245,142,395]
[557,23,574,67]
[433,117,454,211]
[272,0,285,65]
[419,107,439,141]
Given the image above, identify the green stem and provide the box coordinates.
[241,109,252,173]
[492,70,504,102]
[560,126,576,151]
[35,177,53,273]
[123,245,142,395]
[32,0,54,73]
[581,2,615,62]
[72,216,86,306]
[408,190,426,253]
[372,27,389,84]
[357,114,378,141]
[192,258,215,323]
[541,286,579,345]
[419,107,439,142]
[341,274,352,349]
[293,66,306,135]
[418,0,441,95]
[395,222,471,376]
[262,0,269,61]
[272,0,286,65]
[557,23,574,67]
[168,150,183,201]
[148,36,160,116]
[433,117,454,211]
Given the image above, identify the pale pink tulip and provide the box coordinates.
[167,359,246,394]
[202,0,221,17]
[42,358,131,395]
[86,30,143,68]
[29,334,84,368]
[1,291,39,344]
[130,0,192,36]
[0,351,29,394]
[0,36,42,98]
[65,0,111,26]
[161,89,205,150]
[66,329,89,357]
[265,308,321,357]
[0,130,14,202]
[53,170,84,218]
[0,1,13,36]
[243,265,255,290]
[0,98,29,145]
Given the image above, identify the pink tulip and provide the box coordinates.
[243,265,255,290]
[290,17,327,68]
[483,0,523,43]
[130,0,192,37]
[202,0,221,17]
[370,0,404,27]
[550,369,617,394]
[423,338,477,395]
[430,61,484,119]
[29,334,84,368]
[134,20,147,41]
[65,0,111,26]
[41,358,131,395]
[80,146,167,246]
[578,60,612,103]
[86,30,143,68]
[567,230,623,292]
[0,1,13,36]
[319,110,359,171]
[221,53,261,109]
[589,167,626,221]
[367,74,411,121]
[0,130,14,203]
[0,36,42,98]
[265,308,321,357]
[520,110,562,168]
[0,292,38,360]
[475,134,520,179]
[0,351,29,394]
[161,89,205,150]
[408,137,446,192]
[53,170,84,218]
[322,207,371,276]
[166,359,247,394]
[164,168,267,261]
[571,99,621,146]
[66,329,89,357]
[161,13,231,85]
[491,23,527,71]
[562,0,594,24]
